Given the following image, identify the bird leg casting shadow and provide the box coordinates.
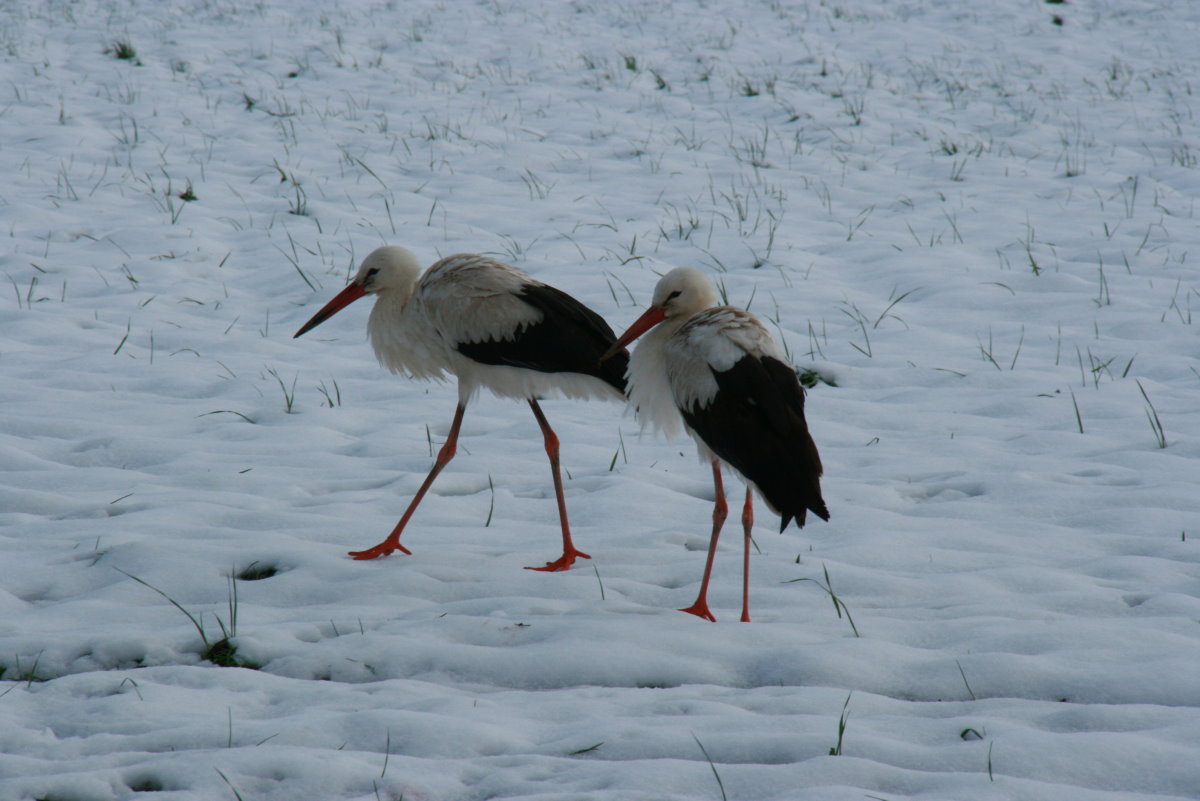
[348,403,466,560]
[524,398,591,572]
[679,457,728,622]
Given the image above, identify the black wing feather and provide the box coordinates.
[455,283,629,394]
[680,355,828,531]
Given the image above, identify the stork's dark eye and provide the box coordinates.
[365,267,380,279]
[666,290,682,302]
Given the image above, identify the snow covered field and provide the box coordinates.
[2,0,1199,798]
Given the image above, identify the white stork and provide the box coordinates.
[294,246,629,571]
[604,266,828,621]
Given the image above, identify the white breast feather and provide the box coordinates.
[368,290,451,382]
[627,319,686,439]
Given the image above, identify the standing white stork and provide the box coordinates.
[603,266,828,621]
[294,246,629,571]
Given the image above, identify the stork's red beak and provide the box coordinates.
[601,305,665,361]
[293,283,368,338]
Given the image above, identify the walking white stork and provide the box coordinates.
[603,266,828,621]
[294,246,629,571]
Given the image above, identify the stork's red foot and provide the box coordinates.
[348,539,413,560]
[525,547,591,572]
[679,600,717,622]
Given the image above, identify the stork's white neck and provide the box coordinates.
[627,315,689,440]
[367,286,449,381]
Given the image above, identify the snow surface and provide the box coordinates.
[3,0,1200,799]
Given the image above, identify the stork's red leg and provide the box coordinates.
[680,457,726,621]
[740,487,754,622]
[348,403,466,560]
[525,399,591,572]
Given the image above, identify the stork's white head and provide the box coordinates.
[650,267,720,319]
[353,246,423,295]
[603,266,719,357]
[294,246,423,338]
